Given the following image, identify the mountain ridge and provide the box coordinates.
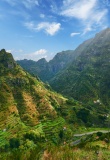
[17,50,77,82]
[50,28,110,107]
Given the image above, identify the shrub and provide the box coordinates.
[9,138,20,149]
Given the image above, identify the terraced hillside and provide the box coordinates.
[0,49,82,159]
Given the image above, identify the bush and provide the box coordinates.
[24,130,42,142]
[9,138,20,149]
[97,132,103,137]
[66,98,75,105]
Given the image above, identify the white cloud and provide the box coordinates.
[22,49,48,61]
[24,22,61,36]
[24,22,34,29]
[32,49,47,55]
[3,0,16,6]
[22,0,39,9]
[3,0,39,8]
[40,14,45,18]
[61,0,96,20]
[82,25,93,35]
[6,49,24,60]
[60,0,108,34]
[10,49,48,61]
[19,49,24,53]
[50,4,58,13]
[82,8,107,34]
[6,49,24,54]
[6,49,13,53]
[37,22,61,35]
[70,32,80,37]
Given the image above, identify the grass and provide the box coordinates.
[0,118,110,160]
[0,131,11,147]
[42,145,110,160]
[0,116,66,148]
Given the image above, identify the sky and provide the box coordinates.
[0,0,110,61]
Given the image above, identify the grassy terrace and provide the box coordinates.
[0,116,65,148]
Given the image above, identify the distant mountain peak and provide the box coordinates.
[0,49,16,69]
[37,58,47,63]
[17,50,76,82]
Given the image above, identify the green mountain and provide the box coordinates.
[0,46,110,158]
[0,49,84,159]
[17,50,77,82]
[50,28,110,109]
[0,49,73,131]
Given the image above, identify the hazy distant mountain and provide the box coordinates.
[50,28,110,107]
[17,50,77,82]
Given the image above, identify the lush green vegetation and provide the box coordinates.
[0,131,110,159]
[1,28,110,160]
[0,49,84,159]
[50,28,110,124]
[50,29,110,103]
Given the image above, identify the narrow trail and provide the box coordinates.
[70,130,110,146]
[74,130,110,137]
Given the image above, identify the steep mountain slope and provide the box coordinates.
[50,28,110,107]
[17,50,76,82]
[0,49,86,158]
[0,47,110,159]
[1,49,75,129]
[0,48,109,155]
